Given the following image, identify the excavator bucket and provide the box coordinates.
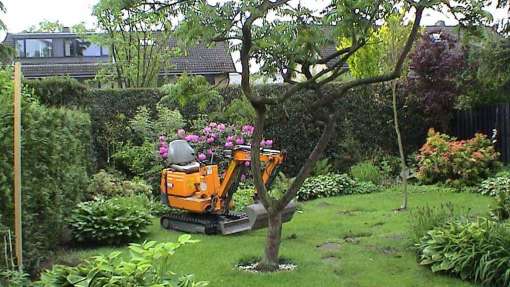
[245,201,297,230]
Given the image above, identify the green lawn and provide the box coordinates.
[56,186,493,287]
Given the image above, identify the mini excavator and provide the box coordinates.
[160,140,296,235]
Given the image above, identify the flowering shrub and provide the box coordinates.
[416,129,500,186]
[158,122,273,167]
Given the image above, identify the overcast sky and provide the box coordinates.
[2,0,508,35]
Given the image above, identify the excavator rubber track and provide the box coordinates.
[160,211,252,235]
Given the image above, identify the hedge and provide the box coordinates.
[25,78,427,175]
[1,72,91,274]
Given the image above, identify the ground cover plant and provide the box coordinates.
[67,196,152,245]
[36,235,207,287]
[48,187,493,287]
[416,218,510,287]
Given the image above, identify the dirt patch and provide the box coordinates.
[237,257,297,273]
[380,246,401,256]
[317,241,342,252]
[342,231,372,244]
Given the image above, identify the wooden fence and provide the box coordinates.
[453,104,510,162]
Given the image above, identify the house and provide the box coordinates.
[2,29,236,86]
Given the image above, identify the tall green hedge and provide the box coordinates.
[25,78,427,175]
[24,76,89,107]
[1,72,91,274]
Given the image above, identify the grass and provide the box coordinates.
[55,185,493,287]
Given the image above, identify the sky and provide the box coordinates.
[2,0,508,35]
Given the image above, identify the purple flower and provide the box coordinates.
[203,126,212,134]
[184,135,193,142]
[226,135,234,142]
[265,139,273,147]
[217,123,226,131]
[190,135,200,143]
[177,129,186,139]
[260,140,266,148]
[244,161,251,167]
[209,122,217,128]
[207,148,213,155]
[235,137,244,145]
[207,137,215,143]
[198,153,207,161]
[225,141,234,148]
[240,174,246,181]
[242,125,255,135]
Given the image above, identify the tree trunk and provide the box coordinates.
[391,80,409,210]
[259,210,282,271]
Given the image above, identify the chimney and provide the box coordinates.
[62,26,71,33]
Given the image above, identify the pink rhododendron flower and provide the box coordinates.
[207,148,213,155]
[260,140,266,147]
[226,135,234,142]
[265,140,273,147]
[198,153,207,161]
[240,174,246,181]
[225,141,234,148]
[242,125,255,135]
[217,123,226,131]
[209,122,217,128]
[244,161,251,167]
[235,137,244,145]
[207,137,215,143]
[203,126,212,134]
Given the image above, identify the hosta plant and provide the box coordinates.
[417,218,510,287]
[36,235,208,287]
[416,129,500,186]
[477,175,510,197]
[67,196,152,245]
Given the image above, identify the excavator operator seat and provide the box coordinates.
[168,140,200,173]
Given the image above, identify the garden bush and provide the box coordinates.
[350,161,382,185]
[36,236,208,287]
[297,174,356,201]
[416,218,510,287]
[477,175,510,196]
[25,76,89,107]
[491,191,510,221]
[86,170,152,200]
[233,187,255,212]
[297,173,381,201]
[416,129,500,186]
[67,196,152,245]
[0,70,90,274]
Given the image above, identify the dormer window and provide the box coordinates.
[15,39,53,58]
[64,38,108,57]
[25,39,53,57]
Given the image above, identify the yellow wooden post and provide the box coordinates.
[13,62,22,271]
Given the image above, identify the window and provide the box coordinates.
[15,40,24,57]
[25,39,53,58]
[83,43,102,56]
[64,39,108,57]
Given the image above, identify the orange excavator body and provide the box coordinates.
[160,146,285,213]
